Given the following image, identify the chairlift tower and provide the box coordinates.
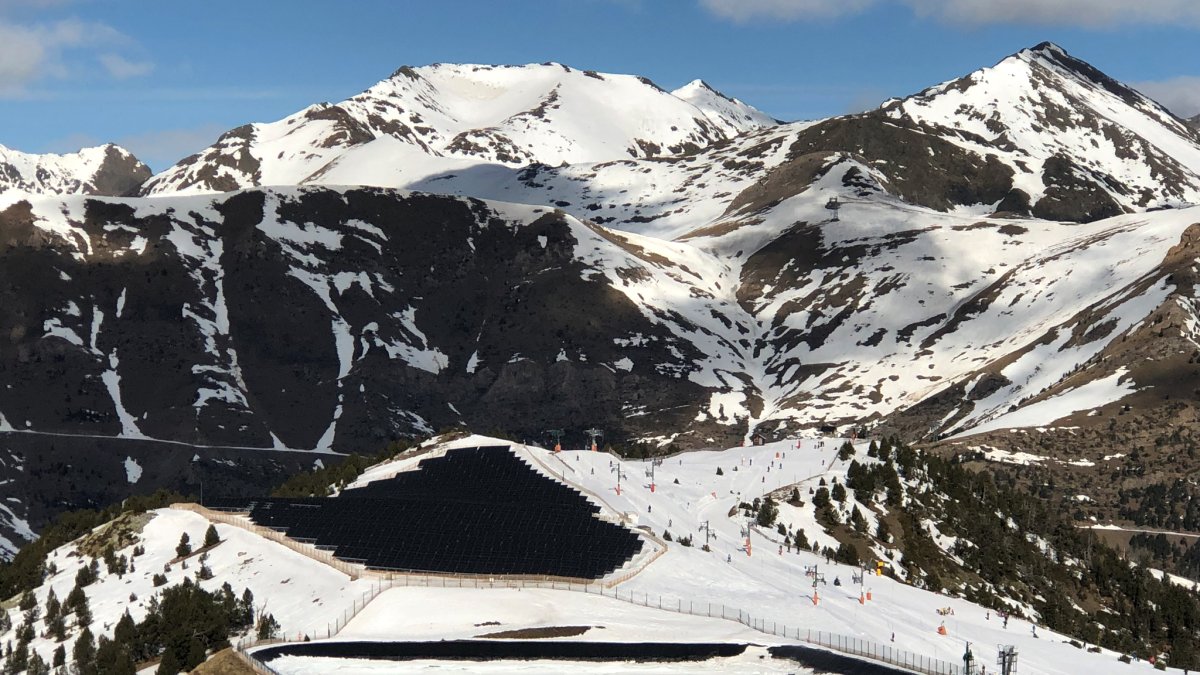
[997,645,1018,675]
[585,427,603,452]
[547,429,565,453]
[825,195,841,222]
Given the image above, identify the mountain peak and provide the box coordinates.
[678,79,716,93]
[0,141,151,196]
[1027,41,1068,57]
[878,41,1200,220]
[141,63,778,195]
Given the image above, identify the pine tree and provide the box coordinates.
[813,487,831,509]
[95,636,135,675]
[114,611,136,647]
[72,627,95,675]
[831,482,847,504]
[238,588,255,629]
[17,590,34,612]
[756,497,779,527]
[9,641,28,674]
[26,650,48,675]
[203,524,221,548]
[52,645,65,669]
[255,613,280,640]
[45,588,60,622]
[851,506,868,533]
[74,592,92,629]
[46,612,67,642]
[795,528,810,550]
[155,647,180,675]
[176,532,192,558]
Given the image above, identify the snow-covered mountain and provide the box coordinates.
[883,42,1200,219]
[670,79,779,134]
[0,143,150,196]
[6,44,1200,551]
[138,63,778,195]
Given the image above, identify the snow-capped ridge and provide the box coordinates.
[672,78,780,134]
[0,142,151,196]
[881,40,1200,218]
[140,61,778,196]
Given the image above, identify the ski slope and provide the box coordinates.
[269,434,1178,674]
[0,433,1184,673]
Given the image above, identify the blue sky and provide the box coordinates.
[2,0,1198,170]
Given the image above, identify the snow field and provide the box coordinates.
[0,509,376,665]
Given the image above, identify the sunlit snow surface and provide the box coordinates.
[244,435,1181,675]
[2,183,1196,446]
[0,434,1182,674]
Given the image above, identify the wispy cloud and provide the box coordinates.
[1133,76,1200,119]
[0,3,152,97]
[99,53,153,79]
[699,0,1200,26]
[700,0,874,22]
[906,0,1200,27]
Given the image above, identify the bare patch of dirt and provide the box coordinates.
[77,511,154,558]
[189,648,254,675]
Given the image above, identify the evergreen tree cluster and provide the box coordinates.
[1118,479,1200,532]
[271,439,414,497]
[863,436,1200,668]
[0,580,256,675]
[0,490,184,600]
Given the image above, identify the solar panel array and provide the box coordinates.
[206,446,642,579]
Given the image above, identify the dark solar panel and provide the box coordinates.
[230,446,642,579]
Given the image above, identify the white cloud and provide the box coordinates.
[0,13,146,95]
[699,0,876,22]
[99,53,152,79]
[1133,77,1200,119]
[698,0,1200,26]
[0,21,50,91]
[903,0,1200,26]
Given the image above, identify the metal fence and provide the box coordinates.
[235,575,964,675]
[232,639,285,675]
[172,503,365,580]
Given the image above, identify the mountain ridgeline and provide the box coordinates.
[2,45,1200,553]
[0,144,150,197]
